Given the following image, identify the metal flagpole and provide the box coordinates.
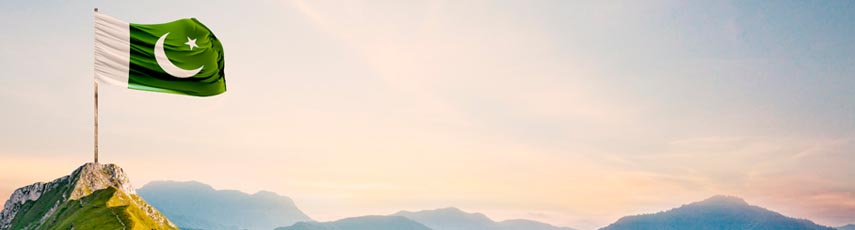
[93,7,99,164]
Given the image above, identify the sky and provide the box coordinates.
[1,0,854,229]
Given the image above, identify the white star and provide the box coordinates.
[184,37,199,50]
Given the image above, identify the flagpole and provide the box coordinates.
[94,80,99,164]
[93,7,99,164]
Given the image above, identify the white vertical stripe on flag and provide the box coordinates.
[94,12,130,88]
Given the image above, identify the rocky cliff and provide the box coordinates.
[0,163,177,230]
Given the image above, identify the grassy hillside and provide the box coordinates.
[9,187,176,230]
[5,179,75,229]
[2,163,177,230]
[46,187,174,230]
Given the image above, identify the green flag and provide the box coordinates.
[95,12,225,96]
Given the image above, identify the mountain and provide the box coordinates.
[138,180,312,230]
[393,207,575,230]
[497,219,577,230]
[600,195,835,230]
[838,224,855,230]
[276,215,431,230]
[0,163,176,230]
[394,207,494,230]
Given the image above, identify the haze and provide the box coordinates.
[0,1,853,229]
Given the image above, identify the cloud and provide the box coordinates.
[2,1,854,229]
[595,135,855,226]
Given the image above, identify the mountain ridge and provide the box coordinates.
[277,215,432,230]
[141,181,578,230]
[600,195,835,230]
[393,207,575,230]
[138,180,312,230]
[0,163,176,230]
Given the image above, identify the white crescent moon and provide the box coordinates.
[155,32,204,78]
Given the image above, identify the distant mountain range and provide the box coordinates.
[135,181,844,230]
[3,175,846,230]
[275,207,575,230]
[0,163,176,230]
[138,181,577,230]
[393,207,575,230]
[276,215,431,230]
[138,181,312,230]
[600,195,835,230]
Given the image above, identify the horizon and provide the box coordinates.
[1,1,854,230]
[1,162,847,229]
[2,168,828,229]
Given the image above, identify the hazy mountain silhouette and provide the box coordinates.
[497,219,577,230]
[838,224,855,230]
[138,181,311,230]
[276,215,431,230]
[601,195,835,230]
[393,207,575,230]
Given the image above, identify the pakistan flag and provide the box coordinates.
[94,11,225,96]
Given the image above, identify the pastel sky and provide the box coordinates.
[1,0,854,229]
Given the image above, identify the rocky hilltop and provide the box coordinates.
[0,163,177,230]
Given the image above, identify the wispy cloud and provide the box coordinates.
[1,1,854,229]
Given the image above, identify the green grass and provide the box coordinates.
[9,186,176,230]
[8,178,75,230]
[7,164,176,230]
[40,187,128,230]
